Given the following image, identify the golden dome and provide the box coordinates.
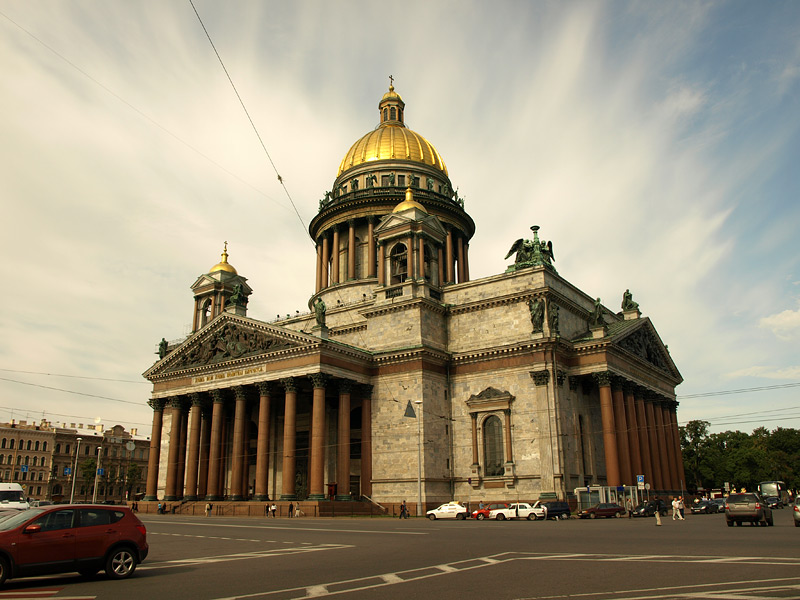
[209,242,237,274]
[393,187,428,213]
[337,85,448,177]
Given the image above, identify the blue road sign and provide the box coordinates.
[64,467,71,475]
[637,474,645,484]
[20,465,28,473]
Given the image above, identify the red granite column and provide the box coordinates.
[164,398,183,501]
[624,383,643,480]
[206,390,225,501]
[230,386,248,501]
[176,407,189,499]
[437,247,444,287]
[280,378,297,500]
[611,378,632,485]
[653,398,672,491]
[183,393,203,500]
[197,405,211,499]
[331,226,340,284]
[457,234,465,283]
[644,398,663,491]
[315,243,322,294]
[360,385,373,498]
[321,234,330,290]
[663,402,680,490]
[445,228,454,284]
[367,217,376,278]
[463,242,470,282]
[634,390,654,488]
[336,380,352,500]
[144,399,165,501]
[594,372,620,486]
[347,220,356,280]
[377,242,385,286]
[308,374,327,500]
[254,382,272,501]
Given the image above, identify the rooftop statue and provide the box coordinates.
[229,283,248,307]
[314,298,327,327]
[504,226,556,273]
[621,289,639,311]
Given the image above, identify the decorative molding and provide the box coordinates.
[148,398,167,411]
[556,370,567,386]
[308,373,329,389]
[568,376,580,391]
[465,387,515,413]
[530,370,550,386]
[257,382,273,396]
[280,377,297,393]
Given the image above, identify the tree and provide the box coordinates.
[680,420,710,491]
[126,463,142,499]
[79,458,97,501]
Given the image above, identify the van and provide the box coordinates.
[0,483,30,511]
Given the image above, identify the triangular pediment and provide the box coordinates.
[611,318,682,382]
[144,314,316,379]
[374,212,447,237]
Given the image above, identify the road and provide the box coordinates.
[4,510,800,600]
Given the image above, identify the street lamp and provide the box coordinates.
[415,400,422,517]
[92,445,102,504]
[69,437,82,504]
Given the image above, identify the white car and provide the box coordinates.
[490,502,547,520]
[426,502,468,520]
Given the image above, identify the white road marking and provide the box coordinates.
[143,519,426,535]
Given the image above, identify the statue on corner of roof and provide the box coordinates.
[621,289,639,311]
[314,298,326,327]
[158,337,168,359]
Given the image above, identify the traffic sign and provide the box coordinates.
[97,468,105,476]
[20,465,28,473]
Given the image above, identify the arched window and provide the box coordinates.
[41,457,47,468]
[8,440,14,450]
[16,455,21,465]
[0,455,3,465]
[482,415,504,477]
[423,243,433,283]
[26,441,32,451]
[390,107,396,120]
[390,243,408,284]
[35,441,40,451]
[383,108,388,122]
[42,442,48,452]
[1,439,5,449]
[65,444,70,455]
[5,455,11,465]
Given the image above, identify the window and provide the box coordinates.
[42,442,48,452]
[390,243,408,284]
[423,243,433,283]
[482,415,504,477]
[35,509,75,531]
[26,441,32,451]
[64,444,70,455]
[397,174,405,187]
[35,441,40,451]
[0,439,5,449]
[383,108,388,122]
[390,107,396,120]
[55,443,61,454]
[8,440,13,450]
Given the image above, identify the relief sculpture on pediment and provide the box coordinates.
[619,329,668,371]
[167,323,294,371]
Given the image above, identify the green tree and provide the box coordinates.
[79,458,97,501]
[126,463,142,499]
[680,420,710,491]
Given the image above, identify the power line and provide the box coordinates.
[0,368,147,384]
[188,0,312,244]
[0,377,142,406]
[678,382,800,399]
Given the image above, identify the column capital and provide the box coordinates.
[257,381,273,396]
[148,398,167,411]
[168,396,185,410]
[358,383,374,398]
[568,375,580,391]
[309,373,329,389]
[281,377,297,393]
[210,389,226,404]
[530,370,550,386]
[189,392,205,407]
[610,375,626,391]
[556,369,567,386]
[233,385,248,401]
[622,380,637,395]
[593,371,613,387]
[338,379,354,395]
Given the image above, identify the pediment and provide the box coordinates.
[465,387,515,412]
[374,212,447,237]
[144,315,314,378]
[612,319,681,381]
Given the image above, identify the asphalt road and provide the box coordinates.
[5,509,800,600]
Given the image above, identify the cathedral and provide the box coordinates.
[142,85,684,512]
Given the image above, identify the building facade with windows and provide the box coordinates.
[0,421,55,500]
[143,86,684,510]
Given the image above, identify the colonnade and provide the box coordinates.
[314,218,470,293]
[593,372,685,491]
[144,377,372,503]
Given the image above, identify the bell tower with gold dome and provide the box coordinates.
[309,83,475,308]
[189,242,252,331]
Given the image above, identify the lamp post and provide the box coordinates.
[92,445,102,504]
[69,437,82,504]
[415,400,422,517]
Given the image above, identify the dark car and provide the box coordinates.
[725,493,773,527]
[541,501,571,520]
[578,503,625,519]
[0,504,148,585]
[764,496,781,510]
[471,503,508,520]
[690,500,719,514]
[632,499,668,517]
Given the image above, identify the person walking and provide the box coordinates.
[204,502,212,517]
[671,497,684,521]
[654,497,663,526]
[678,496,686,520]
[625,497,633,519]
[399,500,408,519]
[288,502,294,518]
[271,503,277,518]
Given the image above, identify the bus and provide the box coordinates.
[758,481,790,507]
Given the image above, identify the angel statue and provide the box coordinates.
[504,226,556,273]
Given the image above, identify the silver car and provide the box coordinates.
[725,493,773,527]
[793,496,800,527]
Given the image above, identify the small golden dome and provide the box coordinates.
[393,188,428,213]
[209,242,237,274]
[381,84,403,103]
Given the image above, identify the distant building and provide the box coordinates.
[0,420,55,500]
[143,86,684,509]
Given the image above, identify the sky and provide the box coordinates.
[1,1,799,439]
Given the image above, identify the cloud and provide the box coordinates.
[760,304,800,341]
[724,366,800,380]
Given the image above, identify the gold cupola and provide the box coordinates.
[209,241,237,275]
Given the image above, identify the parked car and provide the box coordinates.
[0,504,148,585]
[490,502,546,520]
[632,500,669,518]
[793,496,800,527]
[541,501,571,520]
[725,493,773,527]
[426,502,468,520]
[710,498,726,512]
[764,496,781,510]
[471,503,508,520]
[578,503,625,519]
[690,500,720,514]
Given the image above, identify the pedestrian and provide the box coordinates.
[625,497,633,519]
[271,503,277,518]
[671,497,684,521]
[204,502,212,517]
[399,500,408,519]
[288,502,294,518]
[157,502,163,514]
[678,496,686,519]
[654,497,662,526]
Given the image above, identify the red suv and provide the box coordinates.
[0,504,148,585]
